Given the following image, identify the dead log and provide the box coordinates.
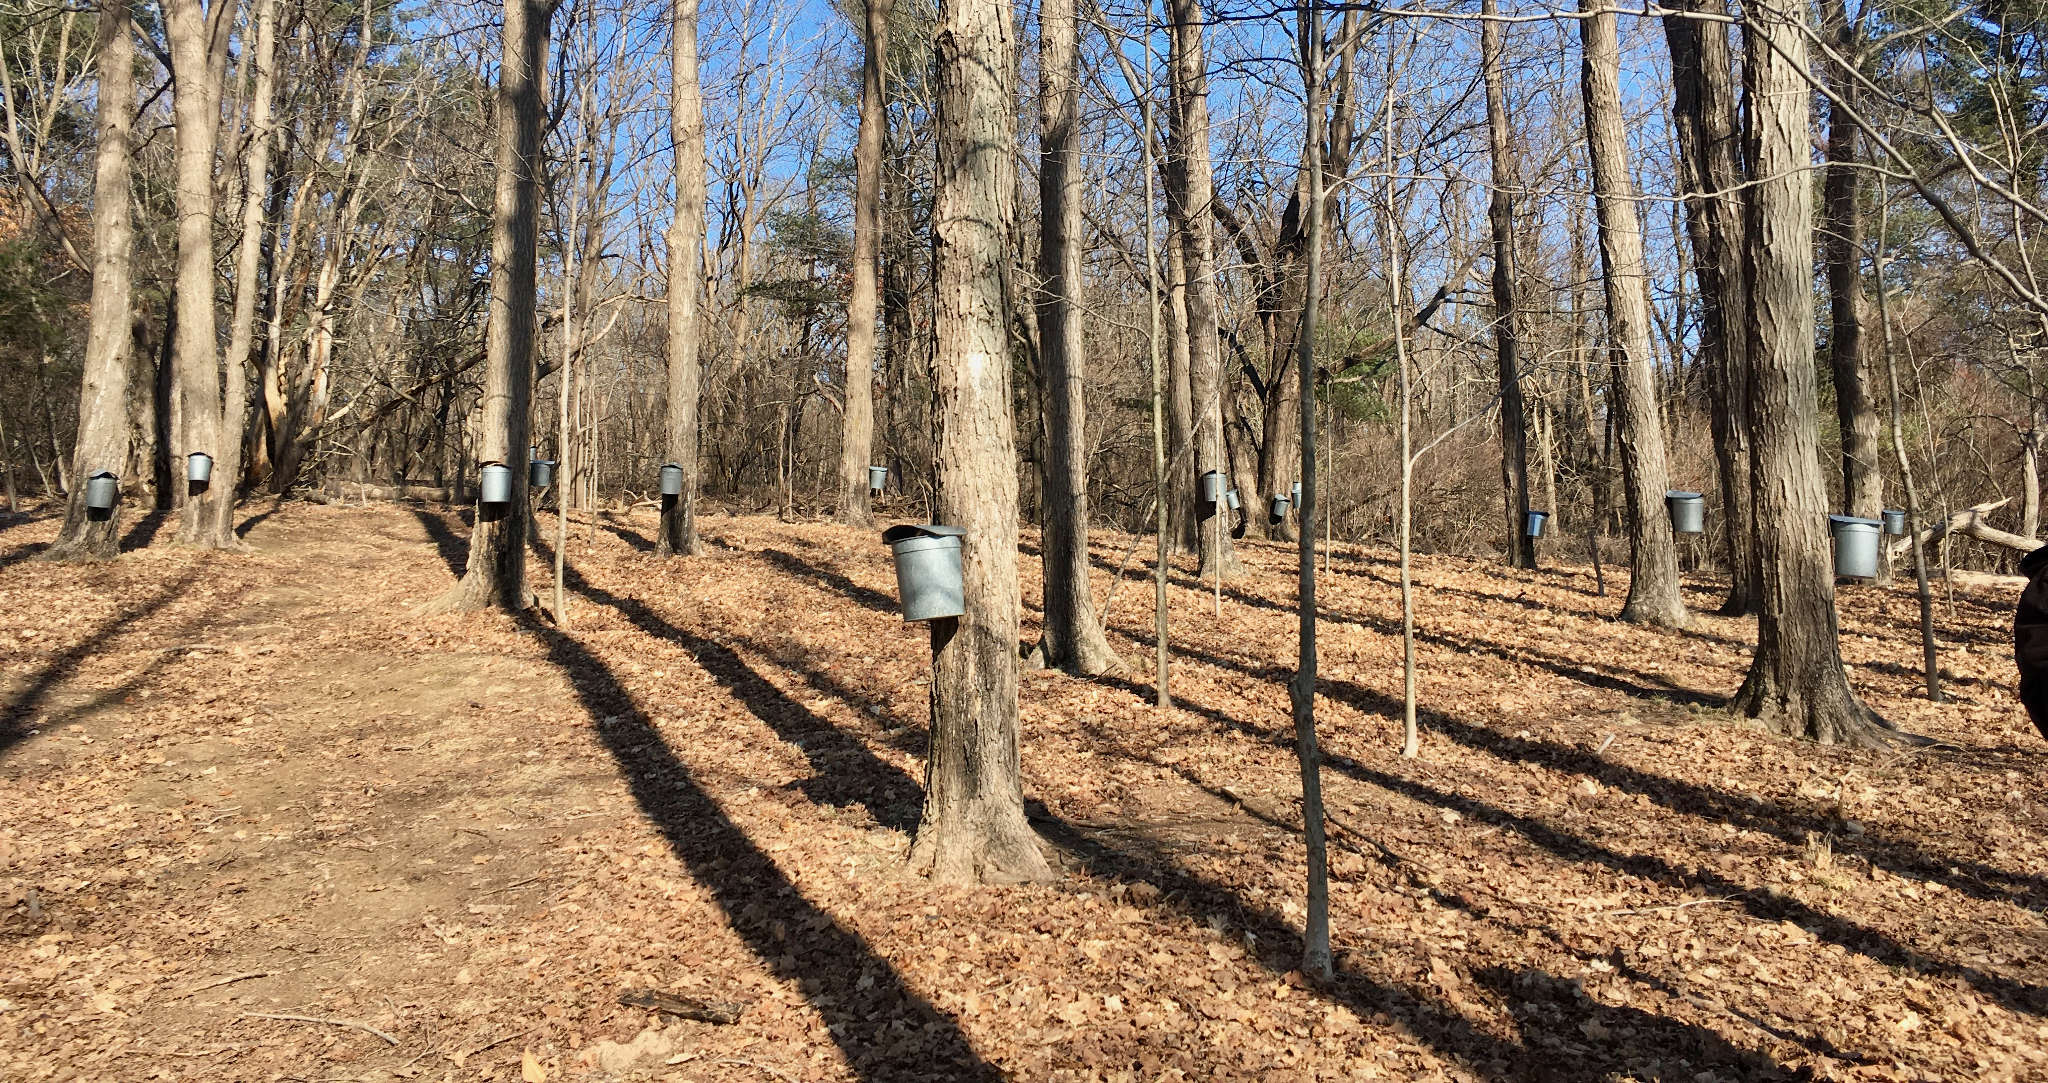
[1886,497,2037,555]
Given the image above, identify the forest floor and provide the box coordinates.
[2,500,2046,1083]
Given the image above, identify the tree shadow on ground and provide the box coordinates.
[409,508,468,578]
[519,615,998,1082]
[1084,651,2048,1021]
[757,549,898,614]
[540,541,921,832]
[647,547,1809,1077]
[120,508,172,550]
[597,516,655,553]
[0,541,48,571]
[1,567,201,758]
[1122,620,2048,924]
[236,501,286,539]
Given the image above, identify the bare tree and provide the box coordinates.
[909,0,1050,884]
[164,0,240,549]
[1732,0,1886,745]
[1167,0,1241,578]
[429,0,553,611]
[837,0,890,528]
[1663,0,1756,615]
[43,0,135,562]
[1819,0,1883,522]
[659,0,706,557]
[1033,0,1120,675]
[1480,0,1533,569]
[1579,0,1687,627]
[1291,0,1331,984]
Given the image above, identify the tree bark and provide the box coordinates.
[836,0,890,528]
[44,0,135,562]
[1733,0,1887,746]
[210,0,278,544]
[1032,0,1119,676]
[659,0,705,557]
[1820,0,1883,522]
[429,0,549,611]
[911,0,1050,884]
[164,0,238,549]
[1481,0,1534,569]
[1663,0,1757,615]
[1167,0,1241,578]
[1293,0,1331,982]
[1580,0,1688,627]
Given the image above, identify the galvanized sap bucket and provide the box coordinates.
[882,524,967,621]
[529,459,557,488]
[479,462,513,505]
[529,443,540,462]
[1665,490,1705,534]
[1524,510,1550,538]
[1881,508,1907,535]
[1225,489,1241,511]
[84,471,119,511]
[659,463,684,497]
[1201,470,1227,503]
[1830,515,1882,578]
[868,465,889,493]
[1292,481,1304,504]
[186,452,213,484]
[1269,494,1290,522]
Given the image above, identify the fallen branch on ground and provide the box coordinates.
[238,1012,398,1046]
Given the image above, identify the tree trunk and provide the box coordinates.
[910,0,1050,885]
[1293,0,1331,982]
[1820,0,1882,522]
[1580,0,1688,627]
[1032,0,1118,676]
[1663,0,1757,615]
[659,0,705,557]
[165,0,237,549]
[1481,0,1534,569]
[44,0,135,562]
[1732,0,1887,746]
[429,0,548,611]
[1163,237,1198,553]
[837,0,889,528]
[1167,0,1242,578]
[210,0,278,543]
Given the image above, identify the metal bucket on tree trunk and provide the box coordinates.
[1882,508,1907,535]
[1292,481,1303,504]
[479,462,513,506]
[186,452,213,485]
[1665,490,1704,534]
[529,459,556,488]
[529,444,540,462]
[1830,515,1882,579]
[85,471,119,511]
[869,465,888,493]
[659,463,684,497]
[1225,489,1241,511]
[882,524,966,621]
[1524,510,1550,539]
[1201,470,1226,504]
[1269,494,1289,522]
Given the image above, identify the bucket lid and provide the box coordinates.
[1665,490,1700,501]
[1829,514,1881,527]
[661,461,681,470]
[1882,508,1905,517]
[480,459,506,469]
[1529,509,1550,518]
[882,523,967,546]
[89,469,117,480]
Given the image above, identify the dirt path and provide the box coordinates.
[3,502,2045,1082]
